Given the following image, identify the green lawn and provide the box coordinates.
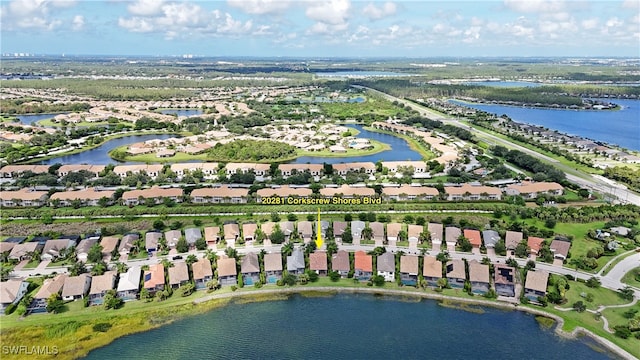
[21,259,41,269]
[621,267,640,288]
[557,281,633,311]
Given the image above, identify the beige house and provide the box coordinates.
[121,186,183,206]
[50,188,115,207]
[190,186,248,204]
[0,188,48,207]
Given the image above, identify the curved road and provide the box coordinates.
[357,85,640,205]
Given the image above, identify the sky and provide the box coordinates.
[1,0,639,57]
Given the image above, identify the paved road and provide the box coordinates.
[357,85,640,206]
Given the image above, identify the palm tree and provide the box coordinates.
[115,261,128,273]
[186,254,198,266]
[91,261,107,276]
[361,226,373,242]
[281,242,294,257]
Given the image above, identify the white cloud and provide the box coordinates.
[581,18,598,30]
[606,17,623,27]
[306,0,351,25]
[119,2,254,38]
[621,0,640,10]
[362,2,396,20]
[1,0,78,31]
[227,0,291,15]
[127,0,165,16]
[307,21,348,35]
[503,0,566,13]
[71,14,84,31]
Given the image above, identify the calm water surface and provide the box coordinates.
[292,124,423,164]
[464,81,543,87]
[451,99,640,151]
[87,294,614,360]
[159,109,203,117]
[38,134,178,165]
[16,113,59,125]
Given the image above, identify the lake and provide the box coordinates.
[316,71,414,78]
[292,124,423,164]
[158,109,203,117]
[86,293,614,360]
[38,134,178,165]
[16,113,60,125]
[463,81,543,88]
[450,99,640,151]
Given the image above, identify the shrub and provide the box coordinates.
[231,286,237,292]
[3,303,17,315]
[613,326,631,339]
[92,323,112,332]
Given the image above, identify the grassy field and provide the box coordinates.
[109,145,210,162]
[363,126,436,160]
[557,281,632,311]
[37,119,122,127]
[621,267,640,288]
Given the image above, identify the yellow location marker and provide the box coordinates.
[315,208,323,248]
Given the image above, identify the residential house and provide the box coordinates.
[332,221,347,242]
[528,237,545,260]
[88,271,117,305]
[0,279,29,314]
[482,230,500,250]
[100,236,119,259]
[217,257,237,286]
[242,223,258,243]
[0,241,16,256]
[318,220,330,238]
[351,221,366,244]
[0,164,50,179]
[121,186,183,206]
[505,181,564,199]
[400,255,419,286]
[550,239,571,261]
[143,264,165,294]
[297,221,313,243]
[386,222,403,246]
[9,242,43,261]
[279,221,295,241]
[524,270,550,302]
[463,229,482,253]
[377,252,396,282]
[75,238,98,262]
[444,183,502,201]
[145,232,162,253]
[264,253,283,284]
[204,226,221,247]
[58,164,105,178]
[354,251,373,281]
[370,222,385,246]
[446,259,466,289]
[169,262,190,289]
[287,248,306,275]
[164,230,182,249]
[407,224,423,248]
[468,261,490,295]
[278,164,324,179]
[117,266,141,301]
[309,251,328,276]
[225,162,270,178]
[0,188,48,207]
[381,161,427,175]
[50,188,115,207]
[192,258,213,290]
[223,223,240,246]
[428,223,444,251]
[61,273,92,301]
[332,250,350,277]
[256,186,313,202]
[169,162,218,180]
[320,185,375,198]
[494,265,516,297]
[331,162,376,176]
[29,274,67,313]
[118,233,139,256]
[41,239,75,261]
[184,228,202,248]
[190,186,249,204]
[445,227,461,252]
[505,231,523,255]
[381,185,439,201]
[241,253,261,285]
[113,164,163,179]
[423,256,443,287]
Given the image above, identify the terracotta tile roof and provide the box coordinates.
[89,271,117,295]
[468,261,489,283]
[0,279,26,303]
[528,237,545,254]
[423,256,442,278]
[100,236,119,254]
[408,225,423,240]
[169,262,190,285]
[387,223,402,238]
[310,251,328,271]
[382,185,439,197]
[444,183,502,195]
[263,253,282,272]
[525,270,549,293]
[507,181,564,194]
[192,258,213,280]
[257,186,313,197]
[204,227,220,242]
[62,273,91,298]
[34,274,67,300]
[446,259,465,279]
[50,188,115,201]
[0,188,48,201]
[260,222,275,236]
[191,186,248,198]
[278,164,324,173]
[217,257,237,277]
[505,231,523,250]
[144,264,165,289]
[400,255,419,274]
[320,185,375,197]
[0,165,50,175]
[58,164,105,175]
[354,251,372,272]
[122,186,182,200]
[463,229,482,247]
[332,162,376,172]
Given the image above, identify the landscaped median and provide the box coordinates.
[0,278,637,360]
